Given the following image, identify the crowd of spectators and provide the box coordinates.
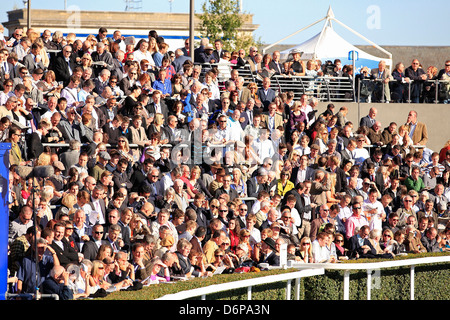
[2,25,450,300]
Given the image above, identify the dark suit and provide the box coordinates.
[146,101,169,123]
[211,49,228,63]
[28,131,44,160]
[91,51,114,77]
[0,61,15,83]
[359,115,375,128]
[113,169,132,191]
[81,239,110,261]
[53,55,77,86]
[246,177,270,199]
[176,251,200,277]
[188,203,213,229]
[348,234,377,259]
[290,166,315,184]
[214,187,239,202]
[268,60,285,75]
[50,239,79,267]
[258,251,280,266]
[257,87,276,111]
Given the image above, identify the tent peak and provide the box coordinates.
[326,6,335,19]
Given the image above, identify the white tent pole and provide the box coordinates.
[313,17,331,57]
[330,17,392,59]
[262,17,326,54]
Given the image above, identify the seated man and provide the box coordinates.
[257,237,280,267]
[348,225,378,259]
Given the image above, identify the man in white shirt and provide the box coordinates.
[312,232,334,263]
[252,129,275,161]
[41,96,58,122]
[60,75,82,108]
[227,109,244,142]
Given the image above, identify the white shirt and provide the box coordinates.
[352,148,370,166]
[252,138,275,160]
[296,167,308,184]
[133,50,155,66]
[338,204,352,221]
[362,199,384,230]
[312,239,330,263]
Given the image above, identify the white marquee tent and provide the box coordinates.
[263,6,392,72]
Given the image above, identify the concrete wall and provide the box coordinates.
[315,102,449,153]
[3,9,259,35]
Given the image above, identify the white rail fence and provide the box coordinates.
[156,268,325,300]
[156,256,450,300]
[292,255,450,300]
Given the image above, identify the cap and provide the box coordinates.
[52,160,65,171]
[160,235,174,247]
[310,144,320,150]
[98,151,111,160]
[204,44,214,50]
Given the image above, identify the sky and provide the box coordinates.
[1,0,450,46]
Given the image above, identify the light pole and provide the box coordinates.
[23,0,31,30]
[189,0,195,61]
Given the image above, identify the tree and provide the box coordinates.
[198,0,260,52]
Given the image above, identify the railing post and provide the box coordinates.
[410,266,415,300]
[247,286,252,300]
[407,80,412,103]
[381,80,386,103]
[367,269,372,300]
[295,278,301,300]
[343,270,350,300]
[286,280,291,300]
[435,79,439,104]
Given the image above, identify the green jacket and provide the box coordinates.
[404,176,425,192]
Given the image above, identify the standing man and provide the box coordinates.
[404,59,427,103]
[370,60,392,102]
[405,110,428,146]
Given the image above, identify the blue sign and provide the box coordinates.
[0,143,11,300]
[348,50,359,61]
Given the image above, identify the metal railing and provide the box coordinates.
[292,255,450,300]
[271,75,355,102]
[155,268,325,300]
[3,293,60,300]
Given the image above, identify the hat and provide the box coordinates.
[98,151,111,160]
[204,44,214,50]
[33,68,44,75]
[160,235,174,247]
[310,144,320,151]
[263,237,278,252]
[52,161,65,171]
[290,49,303,56]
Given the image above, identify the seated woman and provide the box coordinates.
[206,248,235,274]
